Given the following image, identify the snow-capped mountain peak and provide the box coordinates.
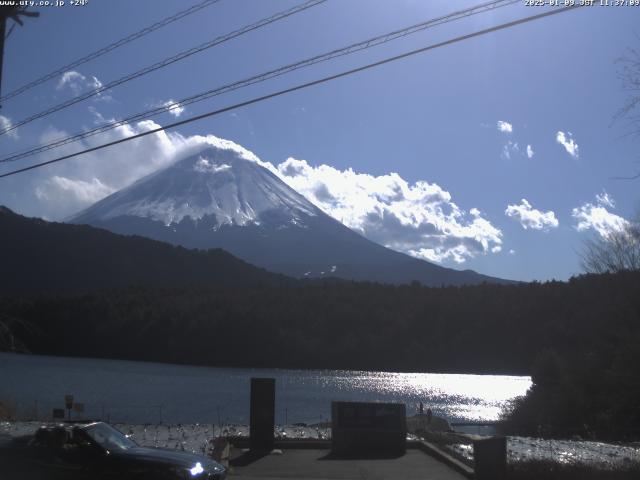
[72,146,319,228]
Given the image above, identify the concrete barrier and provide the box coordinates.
[331,401,406,457]
[473,436,506,480]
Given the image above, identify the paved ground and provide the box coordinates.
[1,434,468,480]
[0,435,54,480]
[229,449,468,479]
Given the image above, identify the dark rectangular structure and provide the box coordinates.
[473,436,507,480]
[249,377,275,452]
[331,401,406,456]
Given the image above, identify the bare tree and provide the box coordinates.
[614,43,640,179]
[581,220,640,274]
[616,44,640,135]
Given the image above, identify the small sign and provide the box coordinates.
[52,408,65,419]
[73,403,84,413]
[64,395,74,410]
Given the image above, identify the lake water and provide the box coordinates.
[0,353,530,425]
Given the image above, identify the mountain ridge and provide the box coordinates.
[0,206,290,294]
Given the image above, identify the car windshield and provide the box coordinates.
[83,423,137,451]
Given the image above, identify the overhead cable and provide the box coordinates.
[0,0,326,136]
[0,0,223,103]
[0,0,519,162]
[0,4,582,179]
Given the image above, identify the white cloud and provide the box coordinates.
[29,120,186,219]
[572,193,628,239]
[595,190,615,209]
[526,144,534,159]
[56,70,108,99]
[162,100,185,118]
[497,121,513,133]
[505,199,559,231]
[90,76,103,90]
[493,121,532,160]
[509,249,516,255]
[501,141,519,160]
[556,131,579,158]
[0,114,18,139]
[56,71,86,92]
[36,176,115,207]
[193,157,231,174]
[271,157,502,264]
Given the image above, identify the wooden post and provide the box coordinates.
[249,378,275,452]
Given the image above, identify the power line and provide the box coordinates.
[0,0,326,137]
[0,0,520,164]
[0,4,582,180]
[0,0,222,103]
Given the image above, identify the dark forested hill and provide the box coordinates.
[3,270,639,377]
[0,206,290,294]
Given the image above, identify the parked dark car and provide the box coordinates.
[29,422,226,479]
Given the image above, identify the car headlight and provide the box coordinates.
[189,462,204,476]
[184,461,225,479]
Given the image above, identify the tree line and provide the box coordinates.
[3,270,640,439]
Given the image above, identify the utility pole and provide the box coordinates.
[0,10,8,103]
[0,6,39,107]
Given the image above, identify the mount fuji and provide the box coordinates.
[70,145,509,286]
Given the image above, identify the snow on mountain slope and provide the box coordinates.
[72,146,317,228]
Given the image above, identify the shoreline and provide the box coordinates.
[0,351,531,378]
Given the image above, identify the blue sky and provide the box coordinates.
[0,0,638,282]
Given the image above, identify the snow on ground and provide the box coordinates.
[0,421,330,455]
[114,423,332,455]
[448,436,640,469]
[3,421,640,468]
